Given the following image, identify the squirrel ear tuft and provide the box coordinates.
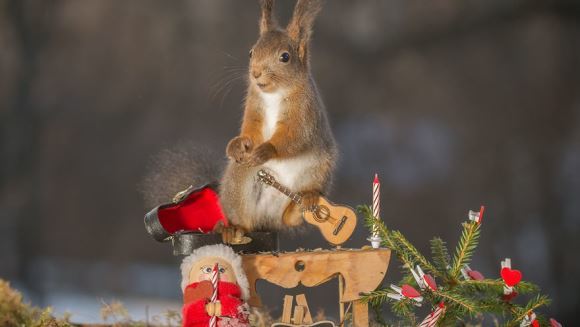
[259,0,278,35]
[286,0,323,61]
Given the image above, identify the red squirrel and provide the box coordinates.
[219,0,337,235]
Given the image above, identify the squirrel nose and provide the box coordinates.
[252,70,262,79]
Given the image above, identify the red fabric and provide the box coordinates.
[183,281,248,327]
[158,187,228,233]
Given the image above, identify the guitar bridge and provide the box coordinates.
[333,216,348,235]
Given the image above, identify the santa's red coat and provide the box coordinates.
[182,281,249,327]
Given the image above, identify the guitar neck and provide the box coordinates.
[259,170,302,204]
[270,180,303,205]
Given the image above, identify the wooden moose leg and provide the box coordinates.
[282,295,294,324]
[352,301,369,327]
[295,294,313,324]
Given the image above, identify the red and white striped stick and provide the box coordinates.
[418,302,445,327]
[209,263,219,327]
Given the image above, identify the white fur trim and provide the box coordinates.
[180,244,250,300]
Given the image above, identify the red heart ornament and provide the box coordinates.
[401,284,421,298]
[501,267,522,287]
[424,274,437,291]
[467,270,484,281]
[531,320,540,327]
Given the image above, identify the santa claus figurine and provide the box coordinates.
[180,244,251,327]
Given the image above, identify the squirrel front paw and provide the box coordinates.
[226,136,253,164]
[249,142,276,166]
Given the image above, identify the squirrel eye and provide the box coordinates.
[249,49,253,58]
[279,52,290,63]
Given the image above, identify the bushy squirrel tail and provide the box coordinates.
[139,143,225,209]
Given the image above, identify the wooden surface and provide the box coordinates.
[352,301,369,327]
[241,248,391,306]
[338,274,345,323]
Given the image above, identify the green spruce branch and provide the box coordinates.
[360,288,417,323]
[458,279,539,295]
[390,231,442,278]
[430,237,451,273]
[358,205,414,270]
[358,205,396,250]
[391,299,417,325]
[357,205,441,278]
[357,203,552,325]
[506,294,551,326]
[360,288,396,306]
[430,289,479,315]
[450,221,481,279]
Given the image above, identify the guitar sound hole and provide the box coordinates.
[314,205,330,223]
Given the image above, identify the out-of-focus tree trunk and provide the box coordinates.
[0,0,55,297]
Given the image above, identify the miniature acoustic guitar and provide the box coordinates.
[257,169,357,245]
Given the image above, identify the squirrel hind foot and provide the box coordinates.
[282,202,304,227]
[220,226,252,245]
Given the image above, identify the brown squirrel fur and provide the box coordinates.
[219,0,337,232]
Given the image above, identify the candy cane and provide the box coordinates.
[209,263,219,327]
[418,302,445,327]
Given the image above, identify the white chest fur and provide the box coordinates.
[264,153,317,189]
[260,91,285,140]
[257,152,318,223]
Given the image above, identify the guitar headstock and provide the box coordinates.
[257,169,276,186]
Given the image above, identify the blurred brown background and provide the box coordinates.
[1,0,579,324]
